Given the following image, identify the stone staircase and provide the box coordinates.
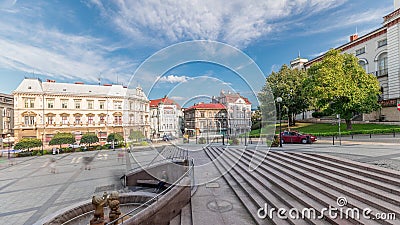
[157,145,188,161]
[204,146,399,225]
[169,202,193,225]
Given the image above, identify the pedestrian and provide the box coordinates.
[52,147,56,155]
[49,157,56,173]
[83,156,94,170]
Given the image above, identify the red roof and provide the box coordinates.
[241,97,251,104]
[186,103,226,110]
[149,97,181,108]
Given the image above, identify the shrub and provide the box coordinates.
[198,137,206,144]
[232,137,240,145]
[140,141,148,146]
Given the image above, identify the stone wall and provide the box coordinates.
[123,177,191,225]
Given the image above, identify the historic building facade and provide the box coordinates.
[213,90,252,136]
[183,103,227,137]
[0,93,14,148]
[13,78,150,144]
[149,97,182,138]
[304,1,400,121]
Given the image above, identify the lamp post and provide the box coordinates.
[7,134,11,159]
[41,132,44,156]
[276,97,283,147]
[243,108,247,146]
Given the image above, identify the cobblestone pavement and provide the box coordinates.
[0,149,128,225]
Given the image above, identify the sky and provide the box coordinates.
[0,0,394,108]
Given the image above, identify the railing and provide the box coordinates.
[107,158,194,225]
[375,69,388,77]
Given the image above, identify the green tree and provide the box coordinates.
[80,133,99,148]
[129,130,145,142]
[14,138,42,151]
[305,49,381,130]
[266,64,310,126]
[49,132,75,149]
[107,133,124,145]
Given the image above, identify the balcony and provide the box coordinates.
[375,69,388,77]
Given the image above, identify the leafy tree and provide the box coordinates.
[251,107,262,130]
[129,130,145,142]
[14,138,42,151]
[266,64,310,126]
[49,132,75,149]
[80,133,99,148]
[305,49,381,130]
[107,133,124,144]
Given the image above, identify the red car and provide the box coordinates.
[280,131,317,144]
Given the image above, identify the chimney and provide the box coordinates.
[350,34,358,42]
[75,82,84,85]
[103,84,112,86]
[46,79,56,83]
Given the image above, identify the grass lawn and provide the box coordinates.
[250,122,400,136]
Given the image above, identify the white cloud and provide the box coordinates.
[0,5,137,85]
[90,0,348,48]
[158,75,188,83]
[170,96,187,101]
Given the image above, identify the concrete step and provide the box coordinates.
[272,151,400,196]
[307,153,400,180]
[180,202,192,225]
[209,147,328,225]
[244,149,400,220]
[170,213,181,225]
[290,152,400,185]
[214,147,356,225]
[264,151,400,207]
[205,147,284,225]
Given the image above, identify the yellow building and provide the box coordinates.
[13,78,150,144]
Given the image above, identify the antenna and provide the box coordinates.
[116,74,119,85]
[298,50,301,58]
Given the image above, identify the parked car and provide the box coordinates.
[68,143,81,148]
[280,131,317,144]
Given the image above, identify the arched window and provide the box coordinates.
[358,60,367,72]
[378,53,388,76]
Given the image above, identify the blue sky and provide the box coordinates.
[0,0,394,107]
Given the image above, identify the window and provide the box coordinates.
[87,100,94,109]
[378,39,387,48]
[74,100,81,109]
[47,99,54,109]
[47,116,54,124]
[356,47,365,56]
[61,99,68,109]
[24,98,35,108]
[100,116,105,124]
[75,116,81,124]
[24,116,35,125]
[62,116,68,125]
[358,60,367,72]
[88,116,94,124]
[99,101,105,109]
[200,112,205,118]
[378,53,388,76]
[114,116,122,124]
[113,101,122,110]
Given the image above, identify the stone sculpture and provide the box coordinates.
[90,192,108,225]
[107,191,121,224]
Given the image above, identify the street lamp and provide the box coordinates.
[243,108,247,146]
[41,132,44,156]
[7,134,11,160]
[276,97,283,147]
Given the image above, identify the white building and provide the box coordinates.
[304,0,400,121]
[149,97,182,138]
[13,78,150,144]
[213,90,251,136]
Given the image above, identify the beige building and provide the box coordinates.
[13,78,150,144]
[184,103,227,138]
[0,93,14,149]
[149,97,182,138]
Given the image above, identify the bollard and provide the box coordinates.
[351,134,353,139]
[370,133,372,138]
[394,132,396,138]
[332,136,335,145]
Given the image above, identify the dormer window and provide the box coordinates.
[28,86,32,89]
